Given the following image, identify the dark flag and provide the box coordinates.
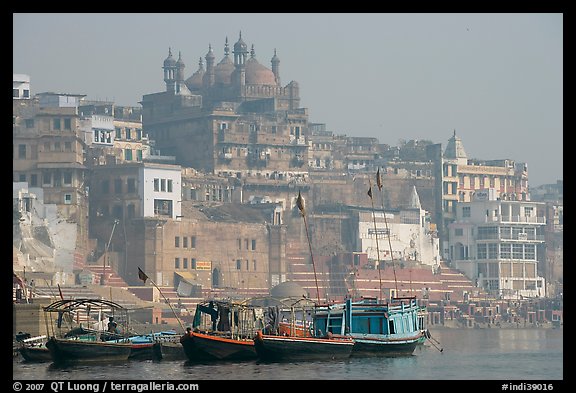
[296,191,306,215]
[367,185,373,199]
[138,267,149,283]
[376,168,382,191]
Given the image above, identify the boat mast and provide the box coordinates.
[296,191,321,304]
[375,168,398,296]
[367,179,384,301]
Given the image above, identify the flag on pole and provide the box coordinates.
[367,185,373,199]
[376,167,382,191]
[138,267,149,283]
[296,191,306,215]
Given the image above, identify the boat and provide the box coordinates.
[152,340,187,361]
[42,298,135,364]
[17,335,51,362]
[313,296,424,356]
[180,299,262,361]
[106,331,180,360]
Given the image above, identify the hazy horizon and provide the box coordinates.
[13,13,563,188]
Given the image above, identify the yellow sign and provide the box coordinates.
[195,261,212,271]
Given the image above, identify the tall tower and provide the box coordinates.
[233,32,248,88]
[175,51,186,94]
[163,47,177,93]
[271,48,281,85]
[204,44,215,88]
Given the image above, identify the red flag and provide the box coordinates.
[138,267,149,283]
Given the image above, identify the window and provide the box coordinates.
[477,244,487,259]
[30,174,38,187]
[455,228,463,237]
[236,259,242,270]
[175,236,180,248]
[25,119,34,128]
[175,258,180,269]
[125,128,131,140]
[191,236,196,248]
[183,258,188,269]
[167,179,173,193]
[161,179,166,192]
[500,244,511,259]
[154,178,160,192]
[64,118,71,130]
[23,90,30,98]
[524,207,534,217]
[488,243,498,259]
[18,144,26,159]
[462,206,471,218]
[153,199,172,216]
[63,173,72,185]
[114,179,122,194]
[115,127,122,139]
[127,178,136,193]
[42,173,51,185]
[253,260,257,270]
[64,142,72,152]
[102,180,109,194]
[524,244,535,260]
[13,89,19,98]
[136,129,142,140]
[251,240,256,250]
[125,149,133,161]
[191,258,197,269]
[64,194,72,205]
[53,118,61,130]
[183,237,188,248]
[512,244,523,259]
[19,174,26,182]
[136,150,143,162]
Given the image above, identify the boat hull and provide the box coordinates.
[18,345,52,362]
[180,333,218,361]
[254,333,355,361]
[152,341,187,361]
[190,331,257,360]
[46,337,132,364]
[350,333,423,356]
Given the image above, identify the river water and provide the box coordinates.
[13,328,563,383]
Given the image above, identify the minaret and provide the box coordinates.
[271,48,280,85]
[204,44,215,88]
[233,31,248,88]
[163,47,177,92]
[175,51,185,93]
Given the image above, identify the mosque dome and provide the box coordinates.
[245,57,277,85]
[185,57,205,90]
[163,48,176,67]
[214,56,234,85]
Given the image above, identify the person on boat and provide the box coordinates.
[107,316,118,333]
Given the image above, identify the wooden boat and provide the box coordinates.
[42,298,135,364]
[313,296,424,356]
[254,330,354,361]
[180,299,263,361]
[17,335,51,362]
[45,336,132,363]
[190,331,257,360]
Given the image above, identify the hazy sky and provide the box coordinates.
[13,13,562,187]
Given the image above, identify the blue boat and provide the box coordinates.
[313,296,424,356]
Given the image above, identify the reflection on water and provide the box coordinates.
[13,328,562,380]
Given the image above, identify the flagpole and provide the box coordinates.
[138,268,185,332]
[368,179,383,302]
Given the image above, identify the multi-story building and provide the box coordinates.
[13,74,31,100]
[140,35,309,196]
[448,190,546,299]
[13,91,89,272]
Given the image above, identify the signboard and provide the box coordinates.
[195,261,212,271]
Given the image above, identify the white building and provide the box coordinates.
[140,163,182,219]
[356,186,441,267]
[448,188,547,299]
[13,74,31,100]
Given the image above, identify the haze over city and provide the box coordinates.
[13,13,563,188]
